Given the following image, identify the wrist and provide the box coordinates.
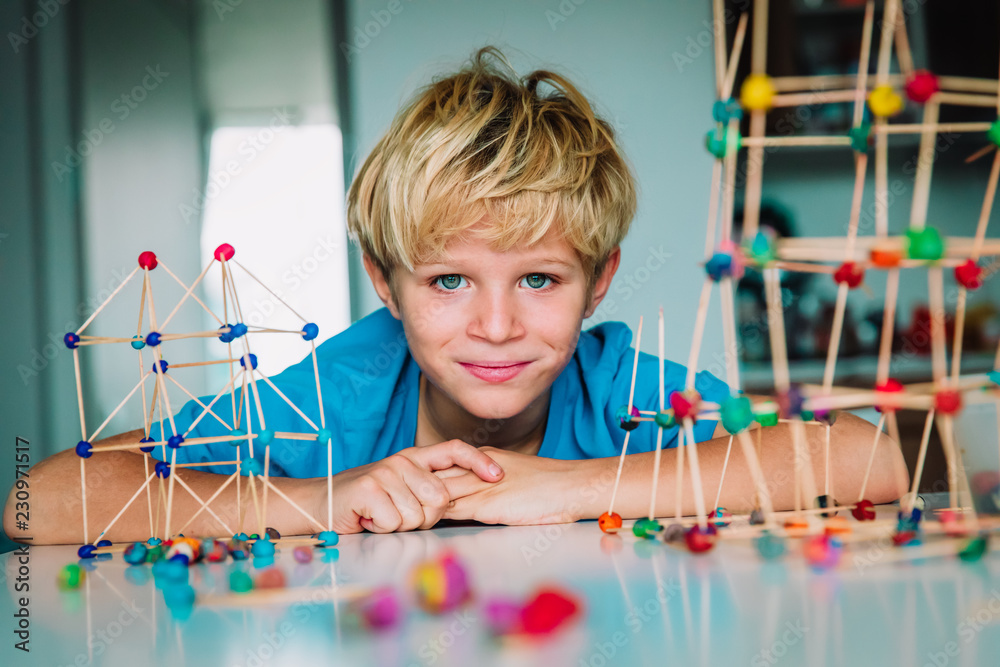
[566,456,612,522]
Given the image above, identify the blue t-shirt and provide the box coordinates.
[151,308,730,476]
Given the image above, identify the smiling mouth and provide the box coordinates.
[459,361,531,383]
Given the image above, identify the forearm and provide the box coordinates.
[3,429,326,545]
[578,414,910,520]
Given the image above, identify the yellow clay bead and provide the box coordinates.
[868,84,903,118]
[740,74,775,111]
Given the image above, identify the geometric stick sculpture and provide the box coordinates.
[600,0,1000,564]
[66,243,338,556]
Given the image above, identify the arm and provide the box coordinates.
[3,431,505,545]
[440,412,910,524]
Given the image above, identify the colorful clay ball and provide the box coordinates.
[57,564,85,591]
[293,546,314,564]
[598,511,623,533]
[123,542,148,565]
[411,551,471,614]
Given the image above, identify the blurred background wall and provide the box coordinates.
[2,0,999,551]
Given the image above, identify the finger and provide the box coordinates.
[440,471,490,500]
[442,495,473,522]
[432,465,468,480]
[354,483,402,534]
[398,465,450,530]
[373,469,427,532]
[407,440,504,481]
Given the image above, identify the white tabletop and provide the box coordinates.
[2,517,999,666]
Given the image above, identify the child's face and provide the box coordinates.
[366,226,618,420]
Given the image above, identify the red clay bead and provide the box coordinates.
[255,568,286,589]
[138,251,158,270]
[833,261,865,288]
[851,499,876,521]
[684,524,718,554]
[214,243,235,262]
[519,588,581,636]
[955,259,983,290]
[598,512,622,533]
[934,389,962,416]
[670,390,702,422]
[905,70,940,103]
[874,378,904,412]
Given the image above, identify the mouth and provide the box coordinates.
[459,361,531,383]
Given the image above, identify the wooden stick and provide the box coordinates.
[822,286,850,393]
[906,410,936,513]
[791,420,820,519]
[770,90,859,107]
[892,4,914,77]
[937,75,1000,94]
[75,267,140,336]
[88,371,152,443]
[854,1,876,128]
[736,430,775,521]
[704,159,723,259]
[720,277,741,390]
[721,13,749,100]
[649,307,666,520]
[675,425,685,521]
[233,259,308,323]
[80,457,89,545]
[167,358,240,369]
[928,267,948,384]
[875,0,898,86]
[750,0,768,74]
[73,348,87,440]
[199,584,369,608]
[875,118,890,237]
[966,144,996,164]
[682,418,709,529]
[712,435,734,511]
[911,98,941,233]
[172,472,233,535]
[764,268,790,391]
[857,412,887,501]
[876,269,900,383]
[158,259,219,331]
[262,476,326,533]
[607,317,643,515]
[740,135,852,148]
[685,280,714,389]
[721,117,740,243]
[712,0,726,97]
[165,448,178,540]
[255,370,319,430]
[934,92,999,109]
[824,423,832,497]
[743,110,767,238]
[972,149,1000,260]
[171,472,240,535]
[877,121,991,135]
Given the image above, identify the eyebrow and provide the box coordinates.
[418,256,578,272]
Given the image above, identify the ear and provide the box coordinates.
[362,254,402,319]
[584,247,621,319]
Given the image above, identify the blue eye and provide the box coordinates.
[520,274,552,289]
[434,275,467,290]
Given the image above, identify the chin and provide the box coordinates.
[458,391,536,421]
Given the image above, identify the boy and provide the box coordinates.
[4,47,907,544]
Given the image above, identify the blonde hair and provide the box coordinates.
[346,46,637,285]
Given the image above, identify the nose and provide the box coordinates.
[468,285,525,344]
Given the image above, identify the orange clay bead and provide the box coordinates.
[598,512,622,533]
[870,246,903,268]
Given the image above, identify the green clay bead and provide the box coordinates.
[906,226,945,261]
[632,518,662,540]
[704,126,741,159]
[654,411,676,428]
[721,395,753,434]
[988,119,1000,147]
[57,564,85,591]
[959,535,988,562]
[755,410,779,427]
[230,570,254,593]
